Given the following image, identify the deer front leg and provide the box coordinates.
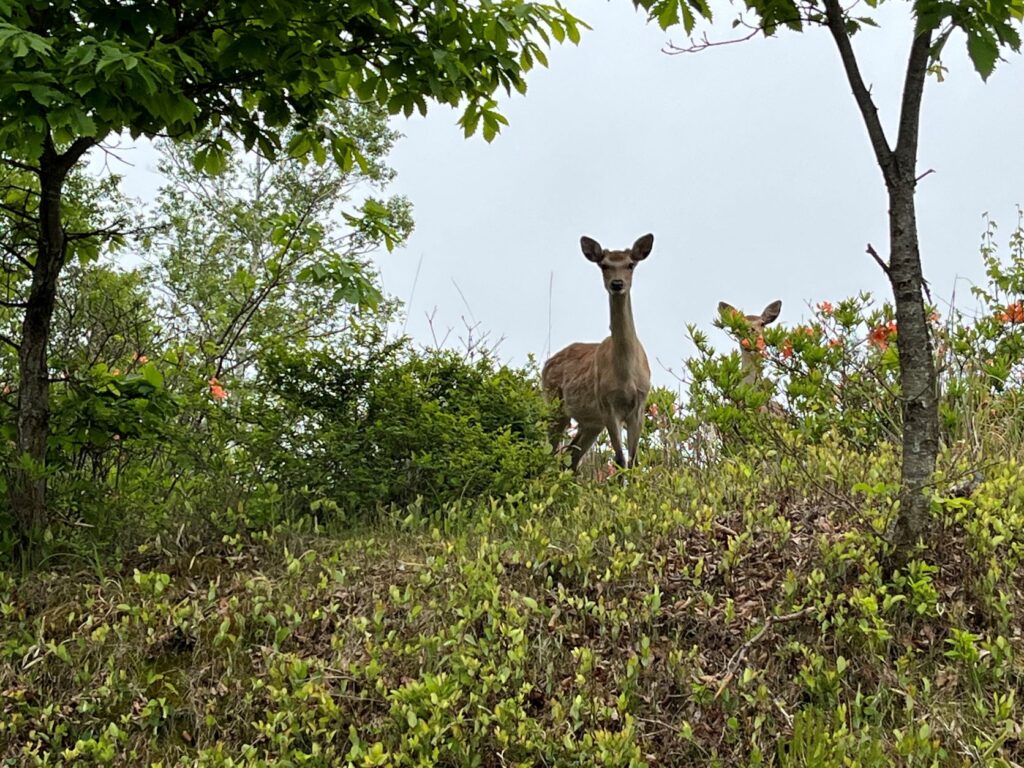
[625,407,644,468]
[605,417,627,468]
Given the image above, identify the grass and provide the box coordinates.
[3,435,1024,766]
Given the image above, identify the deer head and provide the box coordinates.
[717,300,782,336]
[581,233,654,296]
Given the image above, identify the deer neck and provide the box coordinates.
[739,348,760,385]
[608,292,640,368]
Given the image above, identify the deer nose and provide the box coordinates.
[610,279,624,292]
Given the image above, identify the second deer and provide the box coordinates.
[717,299,787,418]
[717,300,782,384]
[543,233,654,472]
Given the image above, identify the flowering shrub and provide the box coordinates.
[671,211,1024,461]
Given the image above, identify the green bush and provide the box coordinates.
[250,339,553,519]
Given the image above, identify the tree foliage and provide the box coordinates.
[0,0,583,168]
[636,0,1022,76]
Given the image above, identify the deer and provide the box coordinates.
[717,299,787,418]
[542,233,654,472]
[717,300,782,385]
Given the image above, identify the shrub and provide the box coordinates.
[250,338,553,519]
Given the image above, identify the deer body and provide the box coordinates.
[543,234,654,472]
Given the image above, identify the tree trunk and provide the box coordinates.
[9,136,91,554]
[822,2,939,556]
[886,182,939,551]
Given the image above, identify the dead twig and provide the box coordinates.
[866,243,890,278]
[715,606,815,699]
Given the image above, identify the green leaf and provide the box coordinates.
[658,1,680,30]
[966,29,999,80]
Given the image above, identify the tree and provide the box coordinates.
[0,0,582,552]
[635,0,1022,553]
[151,103,411,382]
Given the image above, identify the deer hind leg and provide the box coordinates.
[567,423,604,473]
[625,408,644,468]
[548,413,571,453]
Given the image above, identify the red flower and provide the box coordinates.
[781,339,793,359]
[817,301,834,316]
[209,377,229,401]
[999,302,1024,324]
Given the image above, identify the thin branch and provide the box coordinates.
[715,606,815,699]
[915,168,936,183]
[866,243,891,277]
[663,13,819,55]
[0,333,19,350]
[0,157,39,174]
[664,26,761,54]
[0,201,39,223]
[822,0,893,180]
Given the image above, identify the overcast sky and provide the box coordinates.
[110,1,1024,389]
[375,0,1024,387]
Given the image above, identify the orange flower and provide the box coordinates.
[648,403,659,418]
[110,368,121,376]
[741,338,751,349]
[209,377,228,401]
[755,335,767,353]
[928,311,940,324]
[781,339,793,359]
[817,301,834,316]
[828,338,843,348]
[803,326,816,338]
[999,302,1024,324]
[869,321,898,350]
[133,353,149,364]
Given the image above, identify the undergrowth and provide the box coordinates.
[4,436,1024,766]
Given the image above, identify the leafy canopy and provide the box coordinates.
[635,0,1023,79]
[0,0,583,171]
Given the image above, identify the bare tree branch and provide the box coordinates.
[822,0,894,181]
[866,243,890,277]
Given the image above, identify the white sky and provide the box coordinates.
[110,1,1024,389]
[378,1,1024,386]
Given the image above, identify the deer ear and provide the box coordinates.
[718,301,738,318]
[581,236,604,262]
[760,300,782,325]
[631,233,654,261]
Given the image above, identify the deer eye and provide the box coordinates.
[628,263,636,270]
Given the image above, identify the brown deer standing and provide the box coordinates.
[543,233,654,472]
